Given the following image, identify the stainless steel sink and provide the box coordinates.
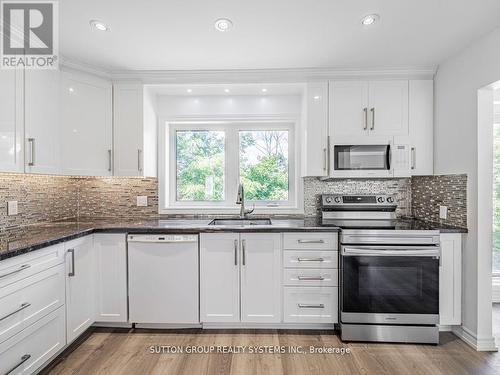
[209,218,272,226]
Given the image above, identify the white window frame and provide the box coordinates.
[159,117,303,215]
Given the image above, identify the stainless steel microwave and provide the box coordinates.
[331,141,410,178]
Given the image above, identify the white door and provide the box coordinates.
[329,81,369,138]
[24,69,61,174]
[113,83,144,176]
[0,69,24,172]
[94,234,127,323]
[303,82,329,177]
[60,71,112,176]
[240,233,281,323]
[65,235,95,343]
[368,80,409,137]
[439,234,462,326]
[200,233,240,323]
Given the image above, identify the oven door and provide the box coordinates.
[340,245,440,325]
[332,144,392,178]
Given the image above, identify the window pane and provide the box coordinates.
[239,130,289,201]
[176,130,225,201]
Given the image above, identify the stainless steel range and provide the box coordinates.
[321,194,441,344]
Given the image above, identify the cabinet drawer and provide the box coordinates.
[0,264,65,344]
[0,244,65,289]
[283,287,338,323]
[283,250,338,269]
[283,233,337,250]
[283,268,338,287]
[0,306,66,375]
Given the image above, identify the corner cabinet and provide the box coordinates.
[200,233,281,324]
[439,233,462,326]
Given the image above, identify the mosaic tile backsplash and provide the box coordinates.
[411,174,467,228]
[0,173,468,231]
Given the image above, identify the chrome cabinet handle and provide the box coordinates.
[68,249,75,277]
[326,135,330,174]
[297,239,325,244]
[323,148,327,171]
[0,302,31,322]
[297,276,324,281]
[27,138,35,166]
[0,264,31,279]
[6,354,31,374]
[242,239,246,266]
[370,108,375,130]
[297,257,324,262]
[137,149,143,172]
[298,304,324,309]
[108,149,112,172]
[411,147,416,170]
[234,239,238,266]
[363,107,368,130]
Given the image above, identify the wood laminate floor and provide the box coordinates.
[44,329,500,375]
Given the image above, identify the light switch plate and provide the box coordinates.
[136,196,148,207]
[7,201,18,216]
[439,205,448,220]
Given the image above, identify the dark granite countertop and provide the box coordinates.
[0,217,467,261]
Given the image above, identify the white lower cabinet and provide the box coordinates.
[439,233,462,326]
[284,287,338,323]
[94,234,128,323]
[0,307,66,375]
[200,233,281,324]
[65,236,95,343]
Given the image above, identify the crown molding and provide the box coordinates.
[59,56,437,83]
[110,66,437,84]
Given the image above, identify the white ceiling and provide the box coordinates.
[146,83,304,96]
[60,0,500,72]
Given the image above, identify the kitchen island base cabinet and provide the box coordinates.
[200,233,281,324]
[65,236,95,344]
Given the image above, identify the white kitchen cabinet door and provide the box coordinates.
[24,69,61,174]
[200,233,240,323]
[65,235,95,343]
[94,234,127,323]
[368,80,409,137]
[302,82,329,177]
[113,83,144,176]
[329,81,369,138]
[439,234,462,326]
[240,233,281,323]
[408,80,434,175]
[0,69,24,172]
[60,71,112,176]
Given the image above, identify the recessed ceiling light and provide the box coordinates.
[68,87,74,93]
[313,95,321,100]
[361,14,379,26]
[90,20,110,32]
[214,18,233,32]
[186,88,192,93]
[224,88,230,93]
[261,88,268,93]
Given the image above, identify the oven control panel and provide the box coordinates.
[321,194,396,207]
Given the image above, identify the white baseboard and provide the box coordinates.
[439,325,453,332]
[202,322,336,330]
[93,322,133,328]
[452,326,498,351]
[135,323,202,329]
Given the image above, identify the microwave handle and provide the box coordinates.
[386,144,391,170]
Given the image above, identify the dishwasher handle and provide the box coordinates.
[127,235,198,243]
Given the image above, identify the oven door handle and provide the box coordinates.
[342,246,440,257]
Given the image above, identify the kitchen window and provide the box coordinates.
[160,121,301,214]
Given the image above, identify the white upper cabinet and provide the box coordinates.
[24,70,61,174]
[113,83,144,176]
[302,82,329,177]
[60,71,112,176]
[329,81,370,139]
[329,80,409,140]
[0,69,24,173]
[367,80,409,137]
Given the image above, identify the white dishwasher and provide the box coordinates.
[128,234,199,325]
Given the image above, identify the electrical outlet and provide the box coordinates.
[136,196,148,207]
[7,201,18,216]
[439,205,448,220]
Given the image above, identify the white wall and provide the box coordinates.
[156,95,302,118]
[434,25,500,350]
